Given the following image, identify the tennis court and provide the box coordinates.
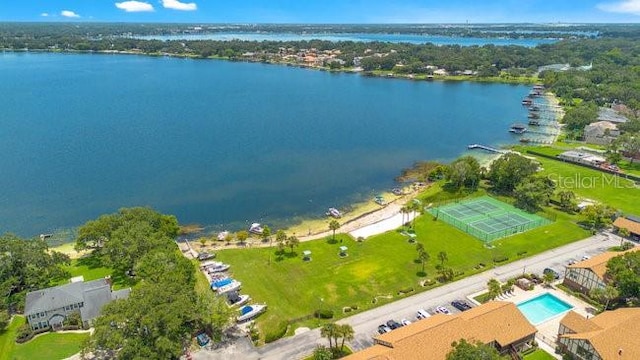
[427,196,551,242]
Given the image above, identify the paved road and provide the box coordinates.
[192,231,618,360]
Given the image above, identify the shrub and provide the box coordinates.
[398,287,414,295]
[314,309,334,319]
[493,256,509,263]
[264,321,288,343]
[15,324,35,343]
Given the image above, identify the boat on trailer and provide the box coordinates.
[227,292,251,308]
[237,304,267,322]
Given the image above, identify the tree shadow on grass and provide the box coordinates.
[326,238,339,244]
[416,271,427,277]
[110,271,138,289]
[76,254,104,269]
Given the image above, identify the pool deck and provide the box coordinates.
[469,282,596,358]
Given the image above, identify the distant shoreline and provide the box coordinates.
[2,48,539,86]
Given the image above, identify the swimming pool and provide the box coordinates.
[517,293,573,325]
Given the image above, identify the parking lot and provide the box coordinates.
[345,232,616,351]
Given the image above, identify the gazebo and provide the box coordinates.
[302,250,312,261]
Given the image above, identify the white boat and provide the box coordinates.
[217,231,230,241]
[227,292,251,308]
[214,280,242,294]
[326,207,342,218]
[202,262,230,273]
[249,223,264,235]
[237,304,267,322]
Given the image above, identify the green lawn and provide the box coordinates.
[518,148,640,215]
[523,348,556,360]
[52,256,136,290]
[11,332,89,360]
[0,316,25,360]
[215,204,588,336]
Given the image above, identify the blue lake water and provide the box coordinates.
[137,32,555,47]
[1,52,533,237]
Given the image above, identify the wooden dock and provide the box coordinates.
[467,144,505,154]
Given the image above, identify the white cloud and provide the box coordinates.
[162,0,197,11]
[115,1,155,12]
[61,10,80,18]
[598,0,640,15]
[40,13,49,17]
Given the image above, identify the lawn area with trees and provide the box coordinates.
[0,316,24,360]
[215,203,588,338]
[10,332,89,360]
[517,148,640,215]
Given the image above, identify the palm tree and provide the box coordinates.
[409,200,421,228]
[418,249,430,274]
[236,230,249,246]
[320,323,338,349]
[487,278,501,300]
[400,204,411,227]
[437,251,448,267]
[287,235,300,253]
[262,225,271,244]
[339,324,355,350]
[591,285,619,310]
[275,230,287,254]
[329,220,341,242]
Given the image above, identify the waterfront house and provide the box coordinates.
[25,277,130,330]
[344,301,536,360]
[584,121,619,145]
[557,308,640,360]
[597,107,629,124]
[557,151,606,167]
[563,248,640,296]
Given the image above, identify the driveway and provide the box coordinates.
[192,231,618,359]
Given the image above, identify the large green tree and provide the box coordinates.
[606,251,640,298]
[514,176,556,212]
[445,156,482,190]
[487,153,538,193]
[616,132,640,163]
[75,207,179,272]
[0,234,70,311]
[446,339,503,360]
[581,204,616,230]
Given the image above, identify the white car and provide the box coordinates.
[436,306,451,315]
[416,309,431,320]
[401,318,412,326]
[581,255,591,261]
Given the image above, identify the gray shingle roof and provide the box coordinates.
[24,278,109,316]
[80,285,112,321]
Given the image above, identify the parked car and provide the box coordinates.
[435,306,451,315]
[401,318,412,326]
[451,300,472,312]
[386,320,402,330]
[581,255,591,261]
[543,268,560,280]
[377,324,392,334]
[567,259,577,265]
[416,309,431,320]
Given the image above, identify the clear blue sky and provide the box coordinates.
[1,0,640,23]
